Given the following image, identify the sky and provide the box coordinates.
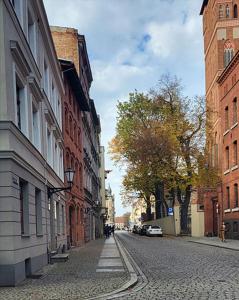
[43,0,205,216]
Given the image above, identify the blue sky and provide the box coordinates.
[43,0,205,216]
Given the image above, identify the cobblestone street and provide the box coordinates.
[115,232,239,300]
[0,238,129,300]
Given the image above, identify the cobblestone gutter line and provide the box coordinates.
[88,235,139,300]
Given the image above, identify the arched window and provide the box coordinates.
[234,4,238,18]
[219,5,224,18]
[224,40,234,67]
[233,97,237,124]
[226,4,230,18]
[69,115,73,138]
[65,106,68,131]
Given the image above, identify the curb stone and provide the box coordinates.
[87,235,138,300]
[188,240,239,251]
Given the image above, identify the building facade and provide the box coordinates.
[60,59,89,247]
[217,52,239,238]
[105,186,115,225]
[201,0,239,238]
[51,26,102,242]
[0,0,66,286]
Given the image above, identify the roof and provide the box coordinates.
[200,0,208,15]
[59,59,89,111]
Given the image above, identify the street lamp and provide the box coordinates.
[48,168,75,198]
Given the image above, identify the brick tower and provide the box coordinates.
[201,0,239,238]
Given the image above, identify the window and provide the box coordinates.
[56,201,60,234]
[35,188,42,235]
[47,128,52,166]
[225,106,229,130]
[234,184,238,207]
[227,186,230,208]
[27,9,35,57]
[65,107,68,131]
[53,141,58,172]
[234,4,238,18]
[11,0,22,24]
[214,144,218,168]
[59,149,63,180]
[51,82,55,108]
[224,41,234,67]
[69,116,73,139]
[15,76,27,135]
[233,141,238,166]
[32,101,40,150]
[44,60,49,96]
[233,222,238,232]
[233,98,237,124]
[226,146,230,170]
[219,5,223,18]
[19,179,29,235]
[62,205,65,235]
[226,5,230,18]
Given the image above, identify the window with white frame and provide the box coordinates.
[51,81,55,109]
[59,148,63,180]
[32,100,40,150]
[47,127,52,166]
[11,0,23,25]
[44,60,49,97]
[15,74,28,136]
[27,9,36,57]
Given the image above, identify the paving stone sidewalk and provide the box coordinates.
[185,236,239,251]
[0,238,129,300]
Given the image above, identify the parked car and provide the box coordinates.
[146,225,163,237]
[136,225,142,234]
[139,224,150,235]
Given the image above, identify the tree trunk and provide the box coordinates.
[155,182,163,219]
[146,198,152,221]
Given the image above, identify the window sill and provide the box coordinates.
[21,234,30,238]
[231,207,239,212]
[224,209,231,213]
[231,165,238,171]
[224,169,230,175]
[231,122,238,130]
[223,129,230,136]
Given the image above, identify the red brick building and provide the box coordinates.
[51,26,102,243]
[60,60,89,247]
[201,0,239,238]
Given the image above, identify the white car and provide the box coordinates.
[146,225,163,237]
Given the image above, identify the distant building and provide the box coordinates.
[115,216,130,230]
[105,186,115,225]
[0,0,66,286]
